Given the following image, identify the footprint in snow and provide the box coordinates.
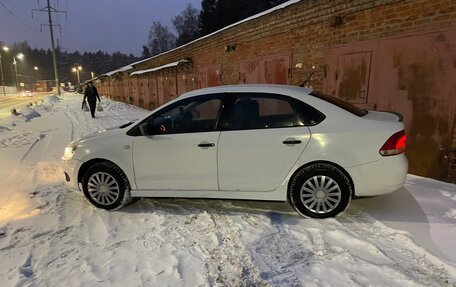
[19,253,34,278]
[0,226,6,238]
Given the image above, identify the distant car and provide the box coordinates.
[62,85,408,218]
[21,90,33,97]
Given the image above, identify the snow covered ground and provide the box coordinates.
[0,94,455,287]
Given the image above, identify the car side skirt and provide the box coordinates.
[131,186,288,201]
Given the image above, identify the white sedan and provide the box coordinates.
[62,85,408,218]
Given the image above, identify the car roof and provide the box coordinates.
[179,84,313,100]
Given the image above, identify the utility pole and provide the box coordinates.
[0,52,5,96]
[47,0,60,95]
[33,1,67,95]
[13,58,19,91]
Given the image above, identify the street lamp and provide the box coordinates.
[72,66,82,85]
[13,53,24,92]
[0,46,9,96]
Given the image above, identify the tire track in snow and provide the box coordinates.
[337,208,456,286]
[244,212,318,287]
[21,185,93,287]
[63,111,75,142]
[206,212,268,286]
[139,199,268,286]
[18,133,45,163]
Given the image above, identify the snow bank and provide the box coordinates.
[42,95,61,105]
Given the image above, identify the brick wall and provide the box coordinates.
[126,0,455,92]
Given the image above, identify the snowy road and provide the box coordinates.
[0,94,455,286]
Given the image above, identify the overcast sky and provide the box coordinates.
[0,0,201,56]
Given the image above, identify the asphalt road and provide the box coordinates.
[0,92,55,119]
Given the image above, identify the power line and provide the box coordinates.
[5,0,33,19]
[0,1,40,32]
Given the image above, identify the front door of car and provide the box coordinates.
[132,95,223,190]
[218,93,311,192]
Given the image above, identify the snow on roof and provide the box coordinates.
[102,64,134,77]
[130,60,189,76]
[132,0,302,67]
[101,0,301,78]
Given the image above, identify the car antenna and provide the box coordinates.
[300,70,316,87]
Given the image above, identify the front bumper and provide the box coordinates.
[62,158,84,192]
[346,154,408,197]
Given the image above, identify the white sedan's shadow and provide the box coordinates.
[352,187,429,223]
[352,181,456,263]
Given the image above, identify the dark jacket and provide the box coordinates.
[83,85,100,103]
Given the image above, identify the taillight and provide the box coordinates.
[379,130,407,156]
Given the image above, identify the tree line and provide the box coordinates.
[0,41,139,88]
[144,0,288,57]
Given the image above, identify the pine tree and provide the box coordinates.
[172,4,200,46]
[142,45,151,59]
[199,0,288,36]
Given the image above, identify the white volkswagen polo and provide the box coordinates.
[62,85,408,218]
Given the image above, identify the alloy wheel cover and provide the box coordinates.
[299,175,342,214]
[87,172,120,205]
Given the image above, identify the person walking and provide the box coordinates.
[83,81,101,118]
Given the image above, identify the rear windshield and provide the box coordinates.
[310,91,368,117]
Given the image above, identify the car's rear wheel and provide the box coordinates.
[288,163,352,218]
[82,162,132,210]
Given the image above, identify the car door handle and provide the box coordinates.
[283,139,302,145]
[198,142,215,148]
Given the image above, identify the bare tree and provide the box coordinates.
[147,21,176,56]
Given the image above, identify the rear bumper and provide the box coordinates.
[62,158,83,193]
[346,154,408,197]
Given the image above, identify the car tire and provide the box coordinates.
[82,162,133,210]
[288,163,352,218]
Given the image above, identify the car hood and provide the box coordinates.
[70,124,130,147]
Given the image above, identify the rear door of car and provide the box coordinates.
[217,93,312,192]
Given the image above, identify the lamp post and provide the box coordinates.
[13,53,24,92]
[33,66,39,92]
[72,66,82,85]
[0,46,8,96]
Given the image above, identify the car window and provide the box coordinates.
[151,97,222,134]
[225,94,304,130]
[310,91,368,117]
[295,101,326,126]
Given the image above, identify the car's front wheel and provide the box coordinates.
[82,162,132,210]
[288,163,352,218]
